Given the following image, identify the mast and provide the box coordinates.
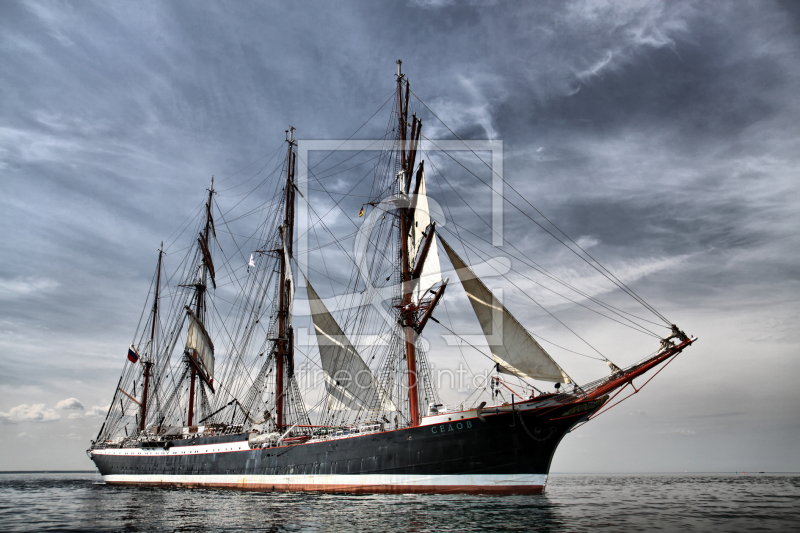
[398,60,407,174]
[139,242,163,432]
[276,127,296,431]
[188,178,215,426]
[396,61,422,426]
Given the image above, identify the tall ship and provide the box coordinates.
[88,62,696,494]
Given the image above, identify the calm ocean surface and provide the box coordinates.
[0,473,797,532]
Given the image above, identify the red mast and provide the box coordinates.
[397,61,428,427]
[276,127,296,431]
[187,367,196,426]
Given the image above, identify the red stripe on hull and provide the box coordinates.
[104,480,545,495]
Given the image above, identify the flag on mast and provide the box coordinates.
[127,344,139,364]
[248,253,256,273]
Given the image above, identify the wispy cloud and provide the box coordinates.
[423,72,507,140]
[0,277,59,302]
[661,428,697,436]
[22,0,77,47]
[565,0,690,82]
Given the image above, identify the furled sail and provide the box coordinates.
[280,223,294,323]
[439,237,570,383]
[408,170,442,304]
[185,309,214,382]
[197,234,216,289]
[306,280,395,411]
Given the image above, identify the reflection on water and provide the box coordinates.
[0,473,798,532]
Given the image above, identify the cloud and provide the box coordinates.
[457,75,503,140]
[409,0,456,6]
[67,404,109,420]
[0,404,60,424]
[565,0,690,82]
[86,405,110,418]
[425,71,508,140]
[661,428,697,436]
[55,398,84,410]
[0,277,60,301]
[498,251,693,311]
[575,235,599,249]
[409,0,497,7]
[23,0,76,47]
[576,51,615,82]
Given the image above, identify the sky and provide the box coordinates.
[1,0,799,472]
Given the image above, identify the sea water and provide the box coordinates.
[0,473,797,532]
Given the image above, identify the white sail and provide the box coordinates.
[408,171,442,304]
[306,281,395,411]
[186,312,214,380]
[439,237,570,383]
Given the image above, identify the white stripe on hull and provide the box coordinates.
[102,473,548,494]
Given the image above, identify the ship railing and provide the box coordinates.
[247,423,388,449]
[90,423,248,450]
[548,374,620,404]
[308,422,386,442]
[425,403,465,416]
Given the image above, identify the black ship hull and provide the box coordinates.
[90,399,603,495]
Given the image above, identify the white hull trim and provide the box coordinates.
[102,473,548,494]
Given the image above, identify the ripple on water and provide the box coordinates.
[0,473,798,532]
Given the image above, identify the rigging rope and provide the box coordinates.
[306,89,395,173]
[421,142,666,337]
[410,89,672,326]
